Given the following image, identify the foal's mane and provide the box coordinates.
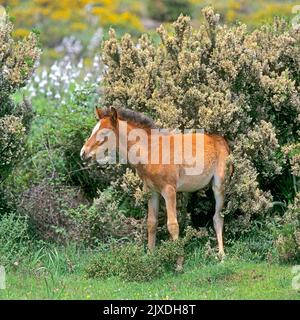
[103,108,157,129]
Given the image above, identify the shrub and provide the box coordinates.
[0,212,31,266]
[275,192,300,263]
[117,168,149,218]
[0,15,40,211]
[86,227,207,281]
[68,188,145,246]
[17,180,88,243]
[0,17,40,178]
[0,115,25,182]
[86,243,164,282]
[101,8,300,235]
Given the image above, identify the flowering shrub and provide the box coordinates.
[101,8,300,236]
[0,115,26,182]
[0,17,40,264]
[0,17,40,185]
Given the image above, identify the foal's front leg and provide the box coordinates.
[147,192,159,252]
[162,184,183,271]
[162,185,179,240]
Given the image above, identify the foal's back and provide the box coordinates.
[140,132,230,193]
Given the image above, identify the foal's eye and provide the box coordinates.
[96,132,107,144]
[96,133,104,141]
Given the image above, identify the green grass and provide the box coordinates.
[1,260,299,300]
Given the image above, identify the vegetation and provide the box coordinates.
[146,0,193,22]
[9,1,143,41]
[0,259,298,300]
[101,7,300,256]
[0,2,299,300]
[0,221,299,299]
[7,1,300,58]
[0,17,40,214]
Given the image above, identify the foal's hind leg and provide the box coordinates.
[212,171,225,260]
[147,192,159,252]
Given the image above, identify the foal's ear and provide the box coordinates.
[109,107,118,126]
[95,107,104,119]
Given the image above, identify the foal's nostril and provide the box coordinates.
[80,148,86,160]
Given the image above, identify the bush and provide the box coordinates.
[0,115,25,181]
[68,188,145,246]
[17,180,89,243]
[275,192,300,263]
[0,212,31,266]
[86,243,164,282]
[86,227,207,281]
[0,15,40,214]
[117,168,149,218]
[101,8,300,236]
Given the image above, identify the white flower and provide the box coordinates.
[39,80,47,88]
[42,70,47,79]
[66,63,72,70]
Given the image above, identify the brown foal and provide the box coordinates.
[81,107,231,269]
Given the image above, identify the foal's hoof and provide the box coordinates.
[217,251,226,263]
[175,256,184,272]
[175,264,184,273]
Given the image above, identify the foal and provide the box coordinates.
[81,107,231,268]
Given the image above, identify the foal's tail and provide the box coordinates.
[228,161,234,181]
[223,137,234,182]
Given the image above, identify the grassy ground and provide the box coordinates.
[1,260,299,300]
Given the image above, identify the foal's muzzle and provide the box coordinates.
[80,147,91,161]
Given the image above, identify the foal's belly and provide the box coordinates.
[176,170,214,192]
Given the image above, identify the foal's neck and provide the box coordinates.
[116,120,152,166]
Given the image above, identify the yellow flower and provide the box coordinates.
[71,22,87,31]
[51,9,71,21]
[14,28,30,38]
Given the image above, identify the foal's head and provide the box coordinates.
[81,106,156,162]
[80,107,118,161]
